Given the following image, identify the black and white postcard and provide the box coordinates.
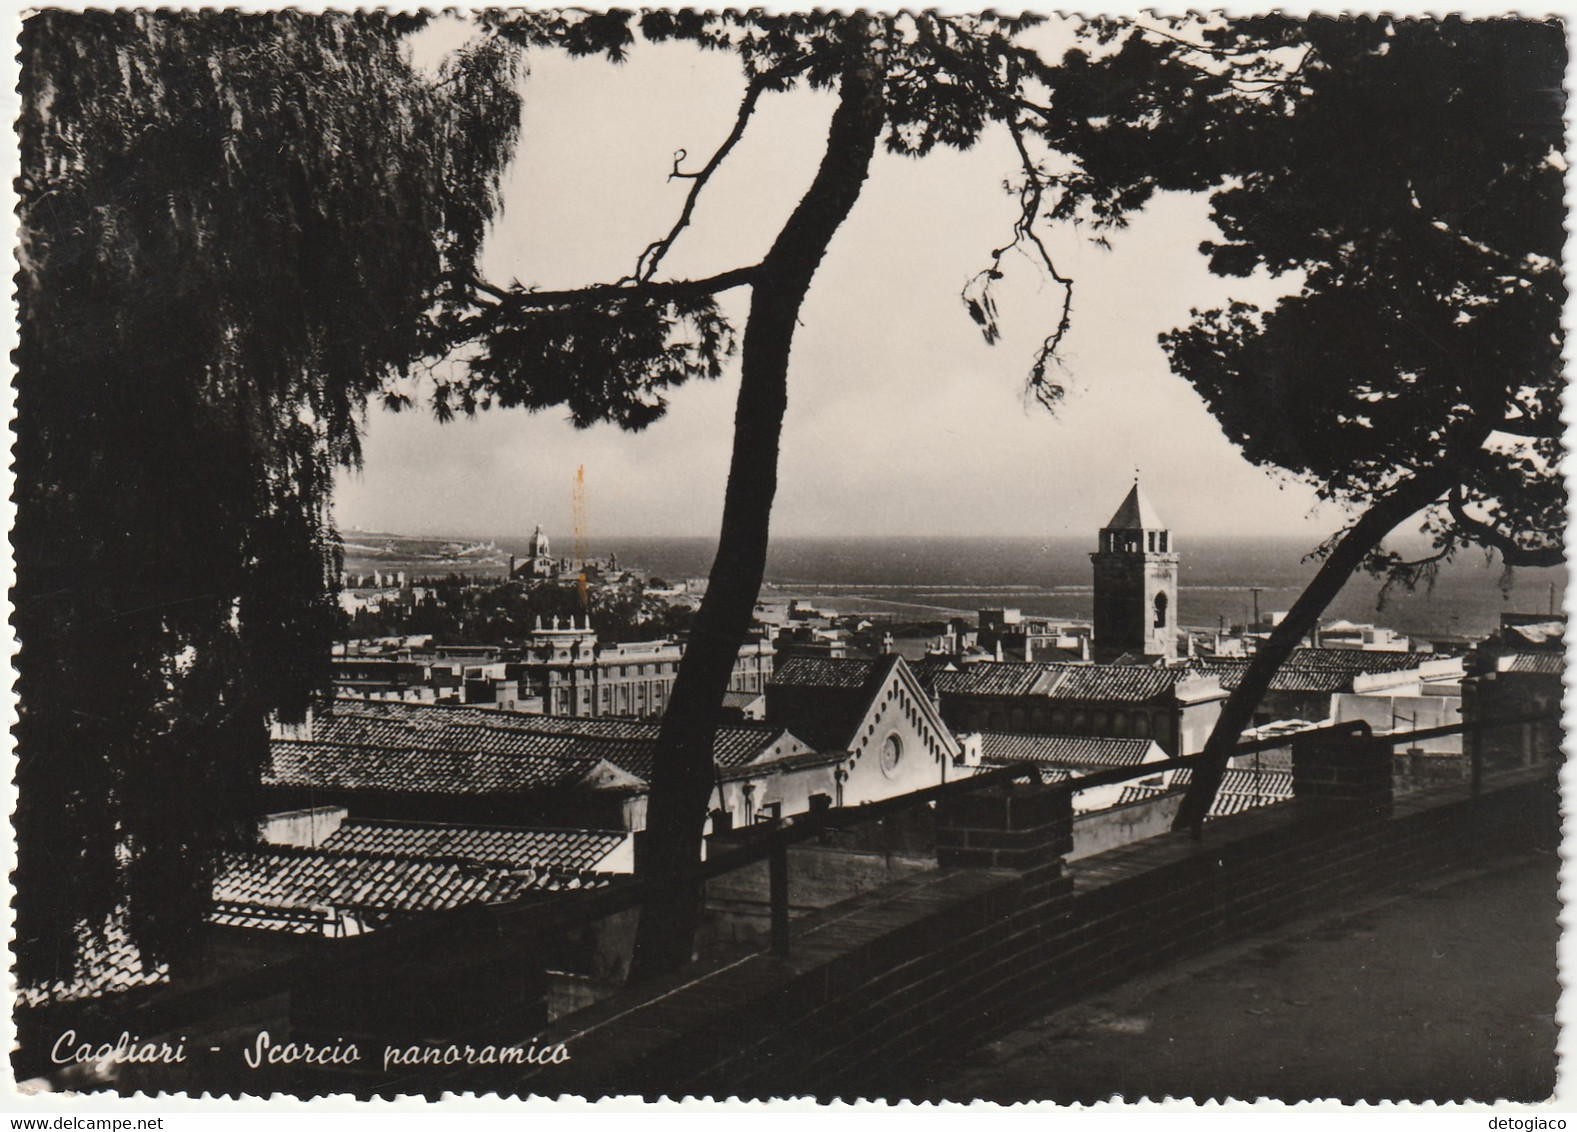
[7,5,1570,1113]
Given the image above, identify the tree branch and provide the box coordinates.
[632,77,769,283]
[1173,466,1457,835]
[1132,19,1287,59]
[481,265,761,315]
[961,113,1075,407]
[1497,411,1564,439]
[1446,483,1564,567]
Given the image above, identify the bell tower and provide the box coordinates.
[1091,479,1178,662]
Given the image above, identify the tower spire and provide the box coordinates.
[1091,479,1179,663]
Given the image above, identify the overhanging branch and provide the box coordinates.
[478,265,761,315]
[1446,483,1564,567]
[959,114,1075,408]
[1497,410,1564,439]
[632,76,770,283]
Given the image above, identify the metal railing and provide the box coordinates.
[28,711,1555,1059]
[428,709,1558,958]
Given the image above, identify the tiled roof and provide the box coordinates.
[1189,649,1422,693]
[1506,621,1564,646]
[1024,765,1075,785]
[334,697,542,728]
[1117,784,1170,807]
[317,714,601,759]
[1189,662,1349,694]
[765,654,905,750]
[908,656,961,684]
[1041,665,1184,702]
[1115,769,1290,818]
[933,662,1182,702]
[318,820,627,872]
[769,656,878,690]
[211,847,600,919]
[931,663,1051,698]
[1287,648,1424,672]
[1167,767,1294,798]
[209,906,337,935]
[1507,653,1564,675]
[325,699,794,769]
[265,740,604,794]
[977,731,1157,769]
[15,919,170,1008]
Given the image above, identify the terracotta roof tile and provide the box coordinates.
[932,662,1183,702]
[977,731,1158,769]
[1167,767,1293,798]
[318,821,628,872]
[1116,768,1290,818]
[769,657,879,690]
[211,847,604,922]
[325,699,794,771]
[265,740,601,794]
[1189,649,1424,694]
[930,663,1052,698]
[15,919,170,1008]
[1507,653,1564,675]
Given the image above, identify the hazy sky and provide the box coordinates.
[334,19,1379,544]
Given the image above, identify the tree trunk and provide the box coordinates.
[627,25,885,981]
[1172,468,1457,833]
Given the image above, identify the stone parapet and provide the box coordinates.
[936,781,1074,869]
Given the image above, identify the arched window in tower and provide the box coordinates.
[1154,591,1169,629]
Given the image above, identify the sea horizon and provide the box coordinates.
[340,531,1566,643]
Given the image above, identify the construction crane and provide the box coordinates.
[572,465,590,613]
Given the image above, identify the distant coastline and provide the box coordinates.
[339,531,1566,643]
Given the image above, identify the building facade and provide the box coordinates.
[518,620,774,718]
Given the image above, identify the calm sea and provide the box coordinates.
[492,534,1566,642]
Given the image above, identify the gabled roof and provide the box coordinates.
[1504,620,1565,647]
[320,699,806,776]
[318,820,628,872]
[929,662,1051,698]
[766,654,961,760]
[16,921,169,1008]
[769,656,880,690]
[264,740,626,795]
[1104,481,1166,531]
[1115,767,1291,817]
[1167,767,1294,798]
[1507,653,1564,675]
[977,732,1159,769]
[766,655,900,750]
[1187,648,1423,693]
[1042,665,1186,702]
[930,662,1185,703]
[212,847,603,920]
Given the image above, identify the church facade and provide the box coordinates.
[1090,480,1179,663]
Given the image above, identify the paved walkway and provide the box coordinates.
[919,849,1561,1104]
